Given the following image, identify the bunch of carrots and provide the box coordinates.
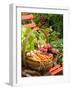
[26,43,59,61]
[35,52,53,61]
[26,50,53,62]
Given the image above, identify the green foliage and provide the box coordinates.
[51,39,63,64]
[51,39,63,53]
[48,30,60,42]
[21,27,32,45]
[21,27,46,52]
[34,30,46,44]
[25,31,37,52]
[21,27,37,52]
[33,13,63,38]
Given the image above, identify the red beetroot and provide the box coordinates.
[47,43,52,49]
[38,43,59,55]
[50,48,59,54]
[39,43,53,53]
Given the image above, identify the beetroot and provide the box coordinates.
[50,48,59,54]
[38,43,59,55]
[47,43,52,50]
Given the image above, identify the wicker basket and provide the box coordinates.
[25,58,54,71]
[22,29,57,71]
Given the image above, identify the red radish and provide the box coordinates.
[33,50,40,54]
[39,47,48,52]
[48,53,53,57]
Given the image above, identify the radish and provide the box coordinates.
[39,47,48,52]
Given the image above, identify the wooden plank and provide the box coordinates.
[22,23,36,28]
[33,27,39,31]
[21,14,34,20]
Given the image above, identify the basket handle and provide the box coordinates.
[22,28,49,64]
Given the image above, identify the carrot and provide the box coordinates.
[36,53,47,60]
[49,65,61,72]
[43,54,49,59]
[42,54,53,60]
[51,67,63,75]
